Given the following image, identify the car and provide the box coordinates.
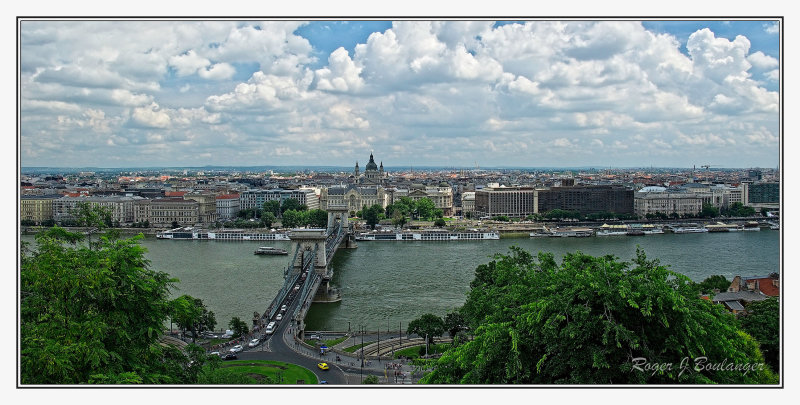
[248,338,260,348]
[294,285,300,291]
[281,304,287,312]
[210,351,220,357]
[317,362,329,370]
[230,344,243,353]
[276,313,282,321]
[223,353,237,360]
[319,380,328,384]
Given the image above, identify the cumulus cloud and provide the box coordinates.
[19,20,779,168]
[764,22,779,34]
[747,51,779,69]
[198,62,235,80]
[132,103,171,128]
[314,47,364,92]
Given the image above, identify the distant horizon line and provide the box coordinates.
[21,164,777,172]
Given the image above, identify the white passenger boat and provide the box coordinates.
[356,230,500,241]
[157,227,290,240]
[254,246,288,255]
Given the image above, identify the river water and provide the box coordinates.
[21,230,780,332]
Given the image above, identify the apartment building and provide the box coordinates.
[20,194,61,224]
[634,192,703,217]
[240,188,319,211]
[407,187,454,216]
[149,198,199,227]
[216,194,241,220]
[461,192,475,217]
[184,192,218,224]
[475,188,537,218]
[537,185,634,215]
[53,195,144,225]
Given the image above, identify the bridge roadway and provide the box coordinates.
[231,219,415,384]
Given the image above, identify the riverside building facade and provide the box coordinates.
[537,185,634,215]
[474,187,537,218]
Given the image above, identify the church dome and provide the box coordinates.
[365,153,378,171]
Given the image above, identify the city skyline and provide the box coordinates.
[20,19,781,169]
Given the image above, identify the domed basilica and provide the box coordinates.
[354,152,384,185]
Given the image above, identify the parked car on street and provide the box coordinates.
[248,338,260,348]
[223,353,237,360]
[276,313,283,321]
[230,344,243,353]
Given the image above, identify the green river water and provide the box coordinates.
[22,230,780,331]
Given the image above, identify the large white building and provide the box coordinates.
[53,195,145,225]
[216,194,241,220]
[634,192,703,217]
[239,188,319,211]
[322,185,389,212]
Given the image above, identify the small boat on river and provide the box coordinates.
[254,246,288,255]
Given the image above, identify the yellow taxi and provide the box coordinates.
[317,362,329,370]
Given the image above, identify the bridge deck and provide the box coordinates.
[259,220,349,334]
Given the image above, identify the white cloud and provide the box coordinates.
[169,50,211,77]
[19,20,779,168]
[198,62,235,80]
[132,103,171,128]
[764,22,779,34]
[765,69,779,82]
[747,51,779,69]
[314,47,364,92]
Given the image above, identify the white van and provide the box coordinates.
[265,321,276,335]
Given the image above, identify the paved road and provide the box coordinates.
[217,266,419,385]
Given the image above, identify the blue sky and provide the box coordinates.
[19,19,781,168]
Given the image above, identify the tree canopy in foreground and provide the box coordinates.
[421,247,777,384]
[20,226,212,384]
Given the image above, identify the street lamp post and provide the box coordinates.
[360,325,364,384]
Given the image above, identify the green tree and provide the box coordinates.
[363,375,379,384]
[72,202,112,229]
[701,203,719,218]
[281,198,306,214]
[307,209,329,228]
[421,247,776,384]
[443,311,466,340]
[263,200,281,218]
[281,210,303,228]
[391,197,415,218]
[723,202,757,218]
[695,275,731,295]
[228,317,249,338]
[407,313,445,346]
[739,298,779,373]
[171,295,217,343]
[261,212,277,228]
[362,204,384,230]
[415,198,436,220]
[20,227,207,384]
[434,218,446,227]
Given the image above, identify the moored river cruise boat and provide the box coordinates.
[157,227,290,241]
[356,230,500,241]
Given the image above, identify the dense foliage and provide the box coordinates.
[385,197,441,222]
[694,275,731,295]
[281,208,328,228]
[171,295,217,342]
[228,317,249,338]
[420,247,776,384]
[721,202,757,218]
[407,313,445,345]
[739,298,780,373]
[21,227,209,384]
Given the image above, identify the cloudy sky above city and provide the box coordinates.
[19,19,781,169]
